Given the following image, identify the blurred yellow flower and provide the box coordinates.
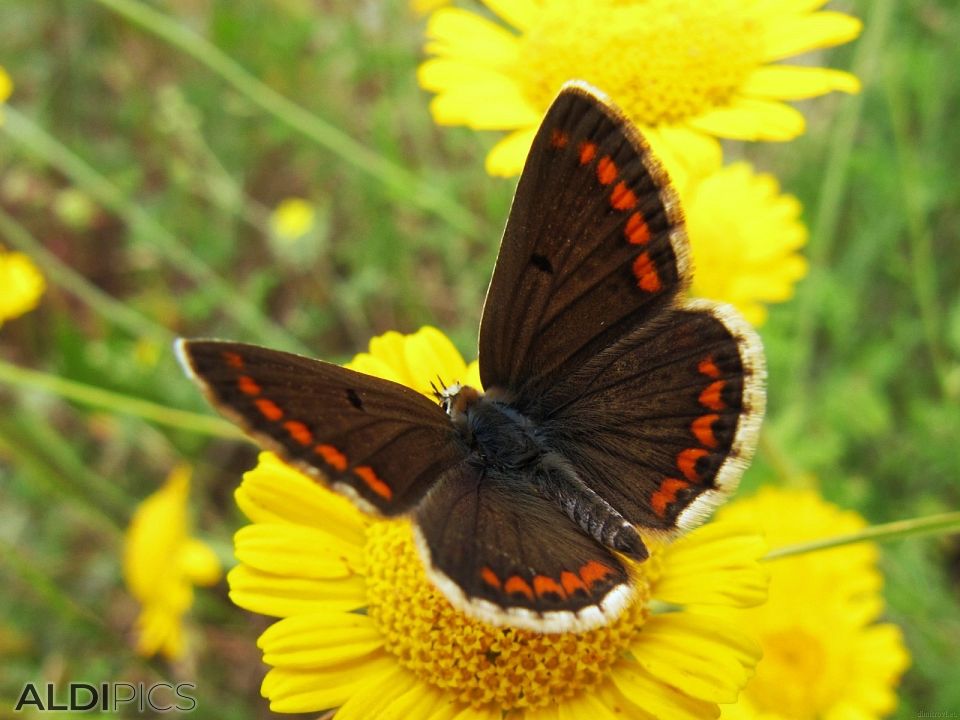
[228,327,768,717]
[419,0,861,178]
[123,465,222,660]
[718,487,911,720]
[411,0,450,15]
[270,198,316,242]
[0,65,11,124]
[0,249,45,326]
[683,162,808,326]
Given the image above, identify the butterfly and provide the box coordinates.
[177,81,765,634]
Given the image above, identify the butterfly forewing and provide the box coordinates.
[177,340,468,515]
[479,82,689,407]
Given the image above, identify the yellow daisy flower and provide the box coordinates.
[270,198,317,242]
[228,327,769,717]
[123,465,223,660]
[683,162,808,326]
[0,65,11,125]
[419,0,862,178]
[717,487,911,720]
[0,248,46,326]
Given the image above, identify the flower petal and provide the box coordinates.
[653,521,768,608]
[261,653,396,713]
[610,663,717,720]
[234,453,367,547]
[403,326,470,394]
[235,523,363,578]
[228,565,366,617]
[479,0,541,32]
[333,664,424,720]
[628,612,761,703]
[743,65,861,99]
[424,8,521,65]
[485,127,538,177]
[422,64,540,130]
[688,98,806,140]
[762,11,863,62]
[259,612,384,669]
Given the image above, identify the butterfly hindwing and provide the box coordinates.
[413,460,632,633]
[538,301,765,532]
[176,340,468,515]
[479,82,689,407]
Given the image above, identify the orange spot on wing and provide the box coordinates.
[700,380,726,411]
[237,375,261,396]
[610,181,637,210]
[481,566,501,590]
[597,156,618,185]
[579,560,616,587]
[533,575,567,600]
[315,444,348,471]
[254,398,283,421]
[692,414,720,449]
[550,129,569,148]
[698,356,722,378]
[354,465,392,500]
[560,570,588,596]
[579,141,597,165]
[504,575,535,601]
[625,212,650,244]
[632,253,662,292]
[651,478,690,517]
[222,351,244,369]
[677,448,709,482]
[283,420,312,446]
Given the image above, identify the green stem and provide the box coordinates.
[764,511,960,561]
[1,107,309,355]
[0,207,173,344]
[0,359,242,440]
[91,0,480,239]
[786,0,895,409]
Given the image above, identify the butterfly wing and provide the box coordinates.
[538,302,765,533]
[479,81,689,407]
[176,339,467,515]
[413,459,633,633]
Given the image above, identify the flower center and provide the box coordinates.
[747,626,833,720]
[516,0,764,126]
[364,520,652,710]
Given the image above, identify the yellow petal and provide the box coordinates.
[227,565,366,617]
[180,537,222,586]
[424,8,521,65]
[333,664,419,720]
[743,65,861,99]
[234,453,367,547]
[629,613,761,703]
[346,352,406,385]
[464,359,483,390]
[423,65,540,130]
[259,612,383,668]
[688,98,806,140]
[262,654,397,713]
[610,663,717,720]
[234,523,362,578]
[762,11,863,62]
[485,127,538,177]
[479,0,541,32]
[403,326,469,393]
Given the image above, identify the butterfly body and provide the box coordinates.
[178,81,765,633]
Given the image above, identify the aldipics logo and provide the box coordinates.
[13,682,197,713]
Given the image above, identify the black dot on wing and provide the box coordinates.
[346,388,364,410]
[530,253,554,274]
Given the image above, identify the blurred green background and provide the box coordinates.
[0,1,957,718]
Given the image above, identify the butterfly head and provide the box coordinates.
[433,381,482,426]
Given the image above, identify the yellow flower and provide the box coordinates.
[123,465,222,660]
[419,0,861,177]
[717,487,911,720]
[0,65,11,125]
[683,162,808,326]
[0,248,45,326]
[270,198,316,241]
[411,0,450,15]
[228,327,769,717]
